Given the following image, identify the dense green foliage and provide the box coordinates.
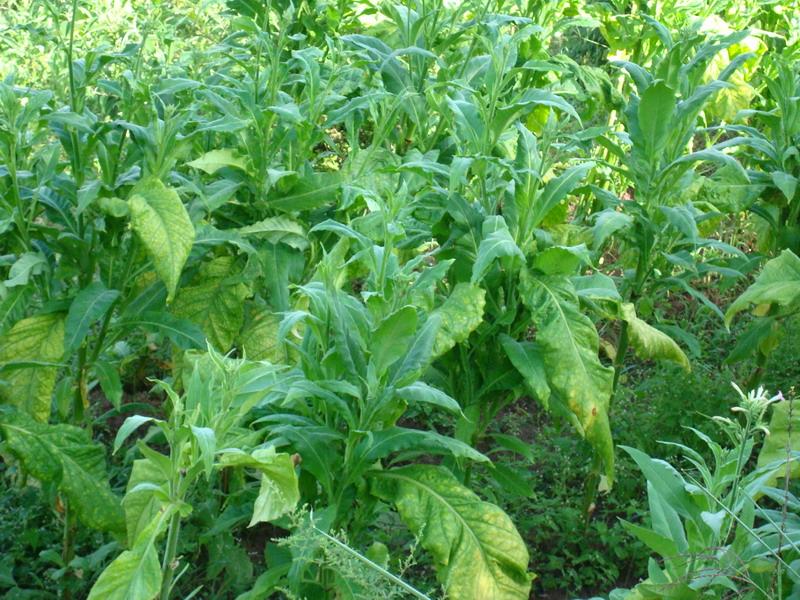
[1,0,800,598]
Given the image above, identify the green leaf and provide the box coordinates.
[0,410,125,536]
[4,252,46,287]
[65,282,120,352]
[432,283,486,357]
[0,313,65,421]
[370,465,531,600]
[772,171,798,202]
[95,360,123,409]
[620,303,689,369]
[620,446,700,522]
[520,270,615,480]
[87,542,161,600]
[637,82,676,157]
[269,172,341,212]
[171,257,251,351]
[122,458,169,546]
[530,162,594,229]
[471,216,524,284]
[757,400,800,485]
[352,428,488,475]
[218,447,300,526]
[395,382,461,415]
[128,178,195,302]
[124,311,206,350]
[371,306,418,376]
[238,216,308,250]
[725,250,800,326]
[500,335,551,407]
[186,148,248,174]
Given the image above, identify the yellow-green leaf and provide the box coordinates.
[171,257,251,351]
[0,312,65,421]
[432,283,485,357]
[371,465,532,600]
[621,303,689,370]
[521,270,615,481]
[0,410,125,537]
[129,178,195,302]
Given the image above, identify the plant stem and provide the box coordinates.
[61,499,77,600]
[159,511,182,600]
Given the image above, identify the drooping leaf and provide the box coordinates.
[395,382,461,415]
[0,409,125,536]
[128,178,195,302]
[725,250,800,326]
[238,216,308,250]
[520,270,615,480]
[65,282,120,352]
[123,311,206,350]
[500,335,551,407]
[370,465,531,600]
[0,312,65,421]
[471,216,524,284]
[432,284,486,357]
[620,303,689,369]
[186,148,248,174]
[171,256,251,352]
[351,428,488,477]
[218,447,300,526]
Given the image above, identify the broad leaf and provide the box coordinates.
[521,270,615,480]
[0,312,65,421]
[186,148,248,174]
[219,447,300,525]
[620,303,689,369]
[65,282,120,352]
[371,306,418,377]
[129,178,195,302]
[240,310,283,362]
[471,216,524,284]
[637,82,675,157]
[87,542,161,600]
[725,250,800,326]
[371,465,531,600]
[0,410,125,536]
[171,256,251,351]
[432,283,486,357]
[757,400,800,485]
[530,162,594,229]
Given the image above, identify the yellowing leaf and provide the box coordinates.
[218,447,300,525]
[521,270,615,481]
[0,312,65,421]
[0,410,125,537]
[171,256,251,352]
[371,465,531,600]
[129,178,195,302]
[240,310,283,362]
[620,303,689,370]
[432,283,486,357]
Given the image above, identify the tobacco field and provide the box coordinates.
[1,0,800,598]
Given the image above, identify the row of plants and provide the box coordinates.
[1,0,800,597]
